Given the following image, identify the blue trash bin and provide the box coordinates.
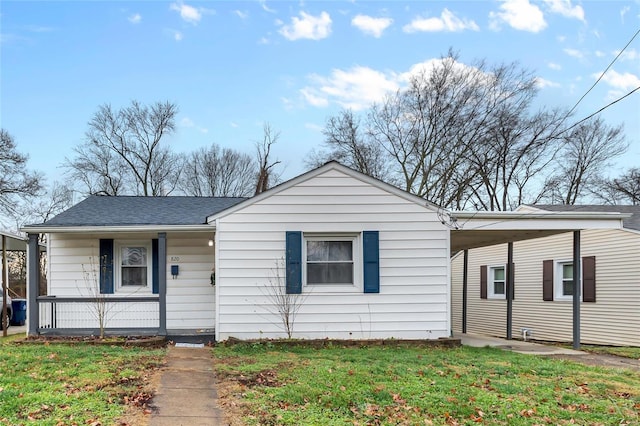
[10,299,26,326]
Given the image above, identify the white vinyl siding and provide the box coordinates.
[46,231,215,331]
[216,168,449,340]
[451,229,640,347]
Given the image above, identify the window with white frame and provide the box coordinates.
[488,265,506,299]
[304,235,357,287]
[555,260,578,300]
[117,242,151,290]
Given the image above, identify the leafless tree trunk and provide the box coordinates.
[181,144,257,197]
[64,100,179,196]
[0,129,42,218]
[254,123,282,195]
[539,117,627,205]
[259,259,308,339]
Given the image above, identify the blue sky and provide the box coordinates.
[2,0,639,186]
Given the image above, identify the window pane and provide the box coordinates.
[307,241,352,262]
[122,247,147,266]
[307,241,328,262]
[307,263,353,284]
[494,281,505,295]
[122,267,147,286]
[493,267,504,281]
[328,241,352,261]
[563,280,574,296]
[563,264,573,280]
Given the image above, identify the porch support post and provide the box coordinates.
[27,233,40,336]
[572,231,581,350]
[462,249,468,334]
[158,232,167,336]
[506,242,514,340]
[2,235,7,336]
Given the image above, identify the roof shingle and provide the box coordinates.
[533,204,640,231]
[28,196,247,227]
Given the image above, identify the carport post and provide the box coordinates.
[462,249,468,334]
[27,233,40,336]
[2,234,7,337]
[506,242,514,340]
[572,231,581,350]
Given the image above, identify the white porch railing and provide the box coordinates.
[37,296,159,335]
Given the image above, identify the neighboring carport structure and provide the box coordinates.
[1,231,28,337]
[448,209,629,349]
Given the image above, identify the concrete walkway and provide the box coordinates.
[457,333,584,355]
[457,333,640,371]
[150,346,224,426]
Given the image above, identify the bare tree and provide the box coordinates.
[181,144,257,197]
[64,100,179,196]
[259,259,308,339]
[307,109,389,180]
[541,118,627,205]
[0,129,42,219]
[254,123,282,195]
[592,167,640,205]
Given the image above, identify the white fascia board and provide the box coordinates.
[20,224,216,234]
[450,211,628,231]
[206,161,439,223]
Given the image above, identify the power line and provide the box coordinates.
[559,85,640,136]
[565,27,640,120]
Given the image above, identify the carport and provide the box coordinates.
[448,209,629,349]
[1,231,28,337]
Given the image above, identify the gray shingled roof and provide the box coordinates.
[533,204,640,231]
[28,196,247,227]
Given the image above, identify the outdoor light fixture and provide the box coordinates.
[208,239,214,247]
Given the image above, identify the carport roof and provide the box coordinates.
[449,209,629,253]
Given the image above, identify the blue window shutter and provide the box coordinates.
[286,231,302,294]
[363,231,380,293]
[152,239,159,294]
[99,239,114,294]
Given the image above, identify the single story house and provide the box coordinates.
[451,205,640,347]
[22,162,628,342]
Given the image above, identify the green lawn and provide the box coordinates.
[574,345,640,360]
[0,337,165,425]
[213,342,640,425]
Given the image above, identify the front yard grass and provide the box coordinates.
[0,337,165,425]
[213,342,640,425]
[573,345,640,360]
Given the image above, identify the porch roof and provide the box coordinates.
[21,195,247,232]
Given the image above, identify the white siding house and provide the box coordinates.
[22,163,628,342]
[451,205,640,347]
[210,166,450,341]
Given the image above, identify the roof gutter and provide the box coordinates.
[450,211,631,221]
[20,224,216,234]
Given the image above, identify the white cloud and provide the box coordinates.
[489,0,547,32]
[615,48,639,61]
[170,2,202,25]
[128,13,142,24]
[620,6,630,23]
[535,77,560,88]
[563,48,584,59]
[234,10,248,20]
[173,31,183,41]
[548,62,562,70]
[594,50,605,58]
[259,0,276,14]
[230,122,239,128]
[403,9,479,33]
[279,11,332,41]
[180,117,208,133]
[351,14,393,38]
[596,69,640,91]
[300,87,330,107]
[542,0,585,21]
